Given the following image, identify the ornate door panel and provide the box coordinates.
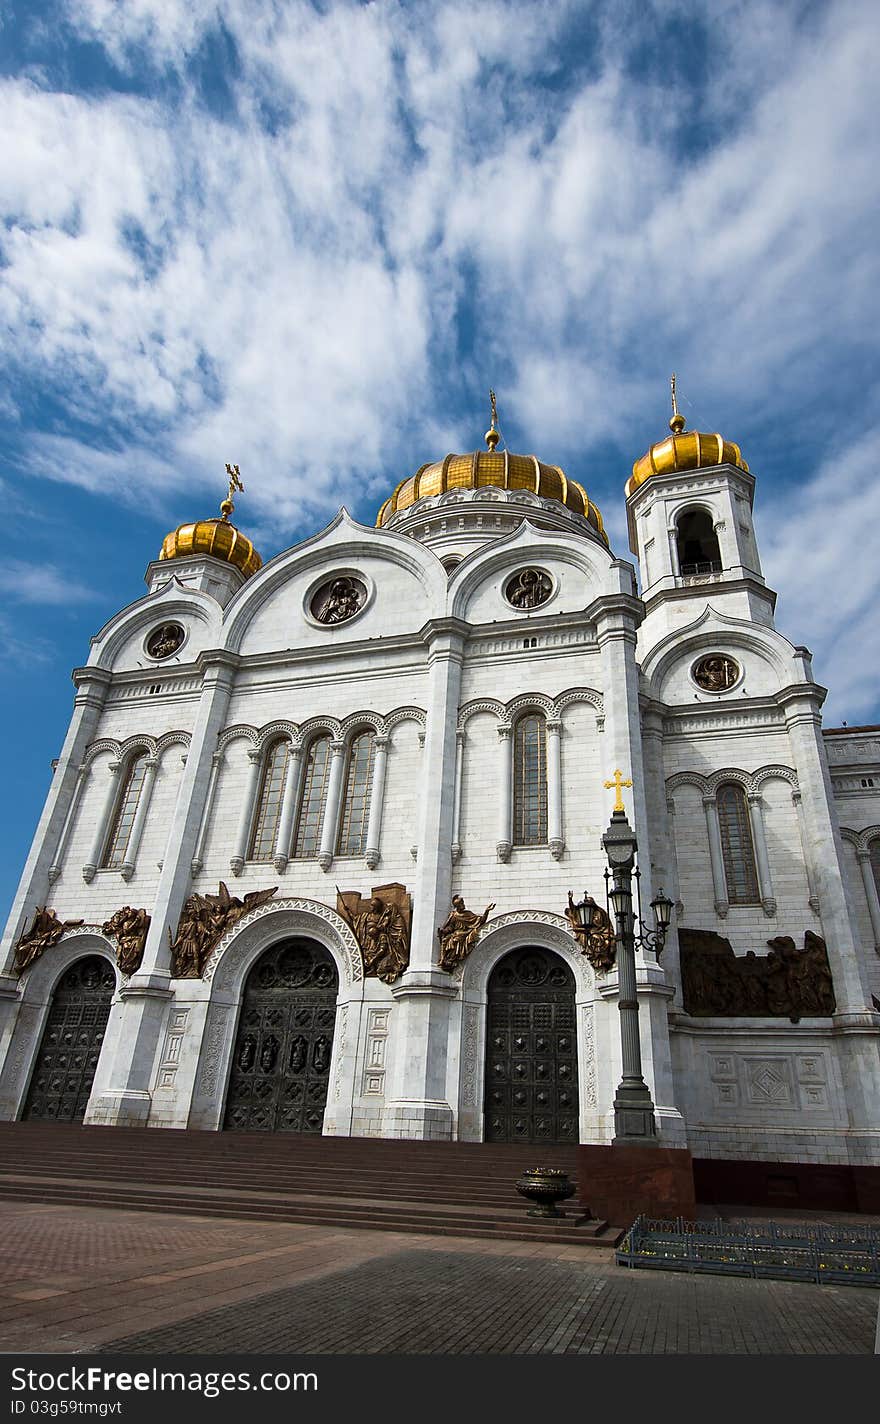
[22,957,116,1122]
[223,939,338,1134]
[484,947,578,1143]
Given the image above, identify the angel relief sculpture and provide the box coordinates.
[102,906,151,976]
[169,882,278,979]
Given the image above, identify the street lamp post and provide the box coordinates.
[596,776,673,1147]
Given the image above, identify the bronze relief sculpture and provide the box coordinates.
[169,881,278,978]
[336,882,410,984]
[102,906,151,975]
[564,891,617,973]
[14,907,84,974]
[679,927,836,1021]
[437,895,495,971]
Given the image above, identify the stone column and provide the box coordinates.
[364,735,389,870]
[191,753,223,875]
[273,745,303,874]
[86,652,238,1128]
[856,849,880,953]
[48,764,88,883]
[120,757,159,881]
[547,717,564,860]
[229,749,262,876]
[496,725,512,862]
[82,762,122,883]
[451,728,465,862]
[778,687,880,1149]
[703,796,728,917]
[747,792,776,916]
[792,790,821,912]
[592,585,685,1145]
[317,740,347,872]
[0,668,112,1047]
[381,619,466,1141]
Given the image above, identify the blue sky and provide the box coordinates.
[1,0,879,923]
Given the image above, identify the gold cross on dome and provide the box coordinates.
[225,463,244,500]
[604,768,633,813]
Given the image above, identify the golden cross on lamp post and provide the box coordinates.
[604,768,633,813]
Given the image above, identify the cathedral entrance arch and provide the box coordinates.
[484,946,578,1143]
[22,956,116,1122]
[223,938,338,1133]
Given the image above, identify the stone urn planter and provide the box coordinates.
[515,1167,577,1219]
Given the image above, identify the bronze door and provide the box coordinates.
[484,947,578,1143]
[22,956,116,1122]
[223,939,338,1133]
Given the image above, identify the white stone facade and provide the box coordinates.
[1,453,878,1172]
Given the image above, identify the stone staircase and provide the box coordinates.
[0,1123,620,1246]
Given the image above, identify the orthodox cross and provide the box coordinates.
[604,768,633,813]
[486,389,500,450]
[225,463,244,501]
[670,373,678,420]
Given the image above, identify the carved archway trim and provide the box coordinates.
[202,898,364,990]
[666,763,799,797]
[841,824,880,853]
[457,909,595,995]
[18,929,120,1001]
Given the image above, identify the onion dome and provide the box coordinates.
[376,396,607,543]
[159,465,262,578]
[627,378,748,497]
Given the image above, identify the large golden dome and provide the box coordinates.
[159,468,262,578]
[627,406,749,497]
[377,446,607,543]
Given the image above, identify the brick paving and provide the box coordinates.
[0,1200,876,1356]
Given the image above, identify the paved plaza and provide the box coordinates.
[0,1200,877,1356]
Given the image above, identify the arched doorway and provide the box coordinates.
[484,946,578,1143]
[22,956,116,1122]
[223,938,338,1133]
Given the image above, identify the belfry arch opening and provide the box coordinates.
[484,946,578,1143]
[223,938,338,1133]
[676,508,721,576]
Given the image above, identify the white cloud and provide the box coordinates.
[0,0,878,719]
[0,560,98,605]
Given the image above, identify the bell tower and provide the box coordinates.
[626,378,774,637]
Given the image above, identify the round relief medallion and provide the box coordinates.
[692,654,740,692]
[504,567,553,610]
[145,622,185,660]
[310,575,366,625]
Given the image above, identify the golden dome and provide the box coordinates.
[377,448,608,543]
[160,467,262,578]
[627,414,749,496]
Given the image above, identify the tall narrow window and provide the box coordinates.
[102,753,149,869]
[513,713,548,846]
[717,782,760,903]
[249,739,290,862]
[293,736,332,857]
[336,730,375,856]
[676,508,721,575]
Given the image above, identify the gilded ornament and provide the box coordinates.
[102,906,151,976]
[437,895,495,971]
[336,883,411,984]
[604,768,633,813]
[565,892,616,974]
[692,654,739,692]
[14,907,84,974]
[170,882,278,979]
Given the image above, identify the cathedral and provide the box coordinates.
[1,391,878,1206]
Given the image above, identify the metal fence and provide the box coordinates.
[616,1215,880,1287]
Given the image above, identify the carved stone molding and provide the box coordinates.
[460,1003,481,1109]
[202,897,363,987]
[581,1004,597,1109]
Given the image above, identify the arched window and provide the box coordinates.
[717,782,760,903]
[249,739,290,862]
[102,752,150,869]
[336,730,375,856]
[676,509,721,576]
[513,712,548,846]
[293,735,333,858]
